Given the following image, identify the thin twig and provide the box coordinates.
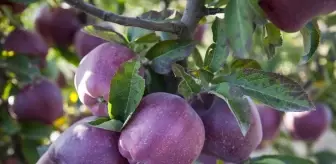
[63,0,185,35]
[204,7,225,15]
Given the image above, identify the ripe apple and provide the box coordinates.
[256,104,283,148]
[34,5,81,48]
[283,104,333,141]
[74,29,107,58]
[0,1,26,14]
[118,92,205,164]
[190,93,262,163]
[3,28,49,68]
[259,0,336,32]
[11,79,64,124]
[74,42,142,116]
[37,116,128,164]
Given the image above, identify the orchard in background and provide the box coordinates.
[0,0,336,164]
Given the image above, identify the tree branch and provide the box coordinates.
[63,0,185,35]
[181,0,206,38]
[204,7,225,15]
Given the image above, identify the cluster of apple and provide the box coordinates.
[1,0,335,163]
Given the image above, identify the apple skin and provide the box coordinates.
[256,104,283,148]
[196,154,218,164]
[11,79,64,124]
[0,1,26,14]
[190,94,263,163]
[283,104,333,141]
[3,28,49,67]
[193,25,206,43]
[34,5,82,48]
[74,29,107,58]
[74,42,141,116]
[118,92,205,164]
[37,116,128,164]
[259,0,336,32]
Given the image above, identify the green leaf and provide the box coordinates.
[199,68,214,84]
[0,54,41,84]
[191,48,203,68]
[129,33,160,54]
[247,0,268,25]
[20,121,53,140]
[53,47,80,67]
[127,10,175,42]
[251,155,315,164]
[147,40,195,74]
[210,83,252,136]
[83,25,128,45]
[265,23,282,46]
[299,20,321,64]
[108,60,145,126]
[224,0,254,58]
[213,68,314,112]
[21,139,40,164]
[231,59,261,70]
[0,109,20,135]
[314,150,336,164]
[206,18,230,72]
[172,63,201,99]
[88,117,123,132]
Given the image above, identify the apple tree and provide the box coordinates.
[0,0,336,163]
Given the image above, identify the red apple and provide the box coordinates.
[259,0,336,32]
[256,104,283,148]
[118,92,205,164]
[0,1,26,14]
[3,28,49,67]
[34,5,81,48]
[11,79,64,124]
[37,116,128,164]
[74,29,107,58]
[283,103,333,141]
[190,94,263,163]
[74,42,141,116]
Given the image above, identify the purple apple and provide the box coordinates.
[74,42,141,116]
[0,1,27,14]
[11,79,64,124]
[256,104,283,148]
[118,92,205,164]
[3,28,49,67]
[34,5,81,48]
[74,29,107,58]
[196,154,218,164]
[283,104,333,141]
[193,25,206,43]
[190,94,263,163]
[259,0,336,32]
[37,116,128,164]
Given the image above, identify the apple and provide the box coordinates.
[259,0,336,32]
[3,28,49,67]
[34,5,82,48]
[0,1,26,14]
[190,93,262,163]
[74,42,142,116]
[11,79,64,124]
[283,103,333,141]
[257,104,283,148]
[74,29,107,58]
[118,92,205,164]
[37,116,128,164]
[193,25,206,43]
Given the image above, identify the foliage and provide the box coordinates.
[0,0,336,163]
